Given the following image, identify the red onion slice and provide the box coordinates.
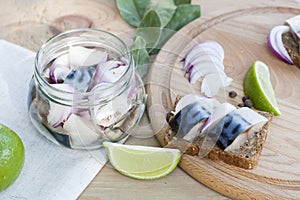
[188,59,225,84]
[103,63,127,82]
[88,82,115,123]
[47,84,75,128]
[185,40,225,61]
[182,40,224,71]
[63,114,101,147]
[185,55,224,77]
[72,108,91,119]
[89,82,113,98]
[267,25,293,64]
[50,66,71,83]
[49,54,71,83]
[93,92,129,128]
[69,46,108,69]
[200,73,232,97]
[183,47,224,71]
[127,78,136,98]
[88,60,126,90]
[182,40,232,97]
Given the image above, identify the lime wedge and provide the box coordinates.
[0,124,25,192]
[103,142,181,180]
[243,60,281,116]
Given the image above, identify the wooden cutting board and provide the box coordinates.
[146,5,300,200]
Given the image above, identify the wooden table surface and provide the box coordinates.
[1,0,298,199]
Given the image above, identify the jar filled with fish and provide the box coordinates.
[28,29,146,149]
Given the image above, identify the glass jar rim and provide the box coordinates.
[34,28,133,96]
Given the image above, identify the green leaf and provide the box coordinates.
[139,9,161,28]
[173,0,191,5]
[136,10,162,52]
[145,0,176,27]
[131,36,151,78]
[117,0,201,78]
[148,28,176,55]
[165,4,201,31]
[116,0,150,27]
[150,4,200,54]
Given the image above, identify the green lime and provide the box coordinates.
[244,60,281,116]
[103,142,181,180]
[0,124,25,192]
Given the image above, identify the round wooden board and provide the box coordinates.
[146,6,300,200]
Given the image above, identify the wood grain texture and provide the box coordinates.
[0,0,228,199]
[0,0,134,52]
[2,0,300,199]
[147,4,300,200]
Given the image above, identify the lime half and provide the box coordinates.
[0,124,25,192]
[244,60,281,116]
[103,142,181,180]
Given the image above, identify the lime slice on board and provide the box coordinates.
[0,124,25,192]
[244,60,281,116]
[103,142,181,180]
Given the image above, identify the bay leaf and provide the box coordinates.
[116,0,150,27]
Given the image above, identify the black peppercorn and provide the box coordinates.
[229,90,237,98]
[242,96,249,102]
[238,103,244,107]
[244,99,253,108]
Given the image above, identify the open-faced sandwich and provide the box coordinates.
[163,94,273,170]
[268,15,300,68]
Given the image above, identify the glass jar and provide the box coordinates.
[28,28,146,150]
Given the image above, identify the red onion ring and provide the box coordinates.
[267,25,293,64]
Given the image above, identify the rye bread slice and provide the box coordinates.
[206,112,272,169]
[164,96,273,170]
[282,31,300,68]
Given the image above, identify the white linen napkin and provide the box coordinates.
[0,40,108,200]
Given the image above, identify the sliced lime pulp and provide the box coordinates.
[103,142,181,180]
[244,60,281,116]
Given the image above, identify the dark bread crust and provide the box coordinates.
[206,112,272,169]
[282,31,300,67]
[164,96,273,170]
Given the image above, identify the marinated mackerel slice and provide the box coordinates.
[168,101,210,139]
[207,112,273,169]
[168,98,219,139]
[165,95,273,169]
[198,103,237,156]
[215,107,268,150]
[174,94,207,115]
[64,66,96,92]
[201,103,237,135]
